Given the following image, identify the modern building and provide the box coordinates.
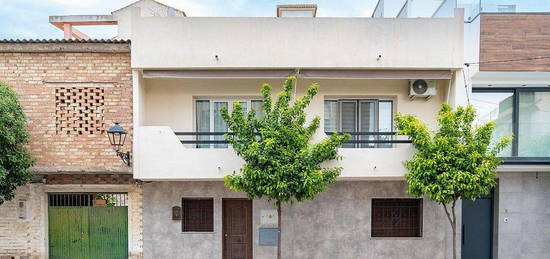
[131,3,465,259]
[459,1,550,259]
[0,0,548,259]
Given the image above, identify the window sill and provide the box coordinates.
[370,236,423,240]
[501,157,550,165]
[182,231,217,234]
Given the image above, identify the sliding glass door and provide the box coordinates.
[325,99,393,148]
[195,99,262,148]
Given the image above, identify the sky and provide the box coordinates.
[0,0,444,39]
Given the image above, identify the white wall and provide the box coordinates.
[113,0,185,39]
[130,9,464,69]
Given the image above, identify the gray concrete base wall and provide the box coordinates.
[497,172,550,259]
[143,181,456,259]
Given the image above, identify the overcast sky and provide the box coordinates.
[0,0,444,39]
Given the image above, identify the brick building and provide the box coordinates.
[0,40,142,259]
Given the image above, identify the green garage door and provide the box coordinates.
[48,193,128,259]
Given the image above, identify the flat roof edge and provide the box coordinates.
[0,40,130,53]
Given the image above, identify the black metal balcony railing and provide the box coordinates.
[174,132,411,148]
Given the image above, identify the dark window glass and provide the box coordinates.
[371,199,422,237]
[182,198,214,232]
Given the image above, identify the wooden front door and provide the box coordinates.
[223,199,253,259]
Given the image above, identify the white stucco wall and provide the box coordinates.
[113,0,185,39]
[130,9,464,69]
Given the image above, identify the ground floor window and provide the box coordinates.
[182,198,214,232]
[371,198,423,237]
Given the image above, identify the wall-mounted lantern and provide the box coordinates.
[107,122,131,166]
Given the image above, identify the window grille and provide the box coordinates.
[48,193,128,207]
[371,198,422,237]
[182,198,214,232]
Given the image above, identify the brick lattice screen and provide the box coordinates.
[55,87,105,135]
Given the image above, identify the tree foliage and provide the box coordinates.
[395,104,511,203]
[395,103,511,259]
[0,82,33,205]
[222,77,349,204]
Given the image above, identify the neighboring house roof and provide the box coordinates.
[111,0,186,16]
[276,4,317,17]
[0,39,130,44]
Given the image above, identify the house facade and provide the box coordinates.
[460,1,550,258]
[0,39,142,258]
[131,4,465,259]
[0,1,548,259]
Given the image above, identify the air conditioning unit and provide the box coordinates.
[409,79,437,100]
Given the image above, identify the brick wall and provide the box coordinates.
[480,13,550,71]
[0,42,138,258]
[0,184,46,259]
[0,45,132,169]
[44,174,137,185]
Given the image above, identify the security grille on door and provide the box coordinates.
[48,193,128,207]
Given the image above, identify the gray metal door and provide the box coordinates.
[461,193,493,259]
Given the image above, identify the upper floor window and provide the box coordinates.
[324,99,393,148]
[195,98,263,148]
[472,85,550,161]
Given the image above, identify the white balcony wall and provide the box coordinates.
[134,78,449,180]
[130,9,464,70]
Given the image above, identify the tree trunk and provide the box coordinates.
[277,202,282,259]
[443,200,457,259]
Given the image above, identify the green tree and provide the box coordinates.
[0,82,33,205]
[221,77,349,259]
[395,104,511,259]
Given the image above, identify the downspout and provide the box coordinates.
[446,71,453,104]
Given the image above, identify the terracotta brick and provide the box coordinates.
[0,51,132,168]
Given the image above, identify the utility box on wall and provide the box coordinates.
[259,227,278,246]
[172,206,182,220]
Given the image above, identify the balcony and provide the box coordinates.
[132,72,453,180]
[134,126,415,180]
